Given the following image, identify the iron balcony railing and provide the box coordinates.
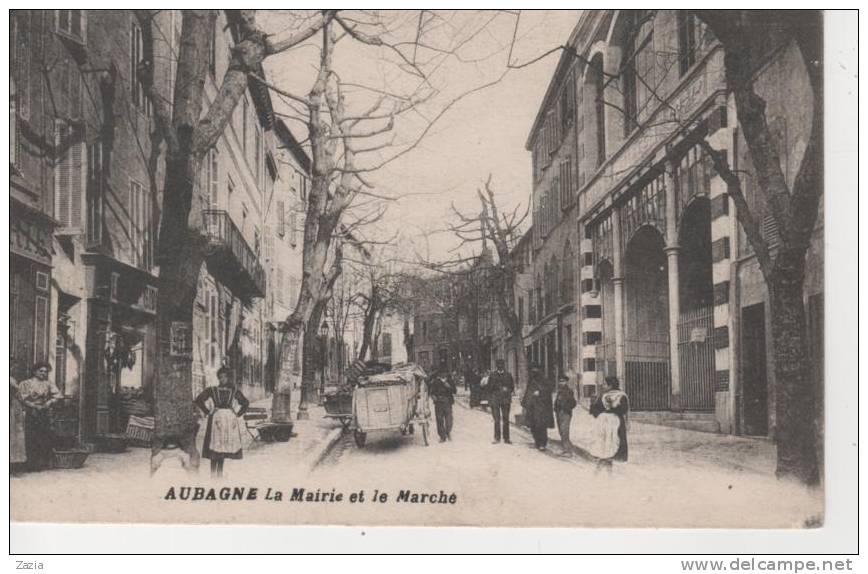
[202,209,266,298]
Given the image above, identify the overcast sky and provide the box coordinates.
[263,10,581,265]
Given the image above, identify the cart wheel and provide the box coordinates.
[421,422,429,446]
[354,430,367,448]
[408,424,415,435]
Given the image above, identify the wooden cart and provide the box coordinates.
[351,364,430,448]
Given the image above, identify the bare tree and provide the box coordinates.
[446,175,529,387]
[136,9,333,463]
[134,9,511,459]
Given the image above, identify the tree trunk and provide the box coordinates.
[152,154,207,471]
[357,299,378,361]
[768,251,820,486]
[510,331,527,395]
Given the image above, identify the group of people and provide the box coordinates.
[9,360,251,479]
[425,359,630,468]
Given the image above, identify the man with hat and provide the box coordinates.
[487,358,515,444]
[428,368,457,442]
[554,372,578,456]
[521,362,555,450]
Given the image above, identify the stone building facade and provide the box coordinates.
[9,10,309,439]
[556,10,822,436]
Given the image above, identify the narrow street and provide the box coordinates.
[11,395,822,528]
[311,399,822,528]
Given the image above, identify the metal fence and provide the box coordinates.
[677,306,716,411]
[625,339,670,411]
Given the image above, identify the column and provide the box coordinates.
[611,207,625,381]
[579,230,601,403]
[664,164,682,410]
[707,111,737,434]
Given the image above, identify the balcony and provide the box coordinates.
[202,210,266,300]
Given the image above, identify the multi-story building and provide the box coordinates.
[11,10,168,437]
[9,10,305,438]
[535,10,822,435]
[263,119,310,392]
[525,28,581,386]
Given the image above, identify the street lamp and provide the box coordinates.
[319,321,329,404]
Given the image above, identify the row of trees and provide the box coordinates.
[142,10,823,487]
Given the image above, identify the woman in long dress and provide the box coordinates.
[16,362,61,471]
[10,376,28,471]
[195,366,250,478]
[590,376,629,469]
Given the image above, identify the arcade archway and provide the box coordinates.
[624,225,670,410]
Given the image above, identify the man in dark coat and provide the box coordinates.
[488,359,515,444]
[428,370,457,442]
[522,363,555,450]
[465,362,482,408]
[554,373,578,456]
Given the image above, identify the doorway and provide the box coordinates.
[741,303,769,436]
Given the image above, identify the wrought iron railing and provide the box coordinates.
[202,209,266,296]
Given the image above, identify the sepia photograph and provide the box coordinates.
[6,8,855,552]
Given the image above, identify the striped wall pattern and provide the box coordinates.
[578,236,600,399]
[706,113,737,432]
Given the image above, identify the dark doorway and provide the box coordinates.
[741,303,769,436]
[677,197,716,410]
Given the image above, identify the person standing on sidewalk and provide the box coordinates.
[590,376,629,470]
[428,369,456,442]
[521,363,554,451]
[488,359,515,444]
[17,362,61,471]
[195,366,250,478]
[554,374,577,456]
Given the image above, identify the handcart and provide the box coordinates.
[351,363,430,448]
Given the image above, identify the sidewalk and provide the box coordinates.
[455,389,776,475]
[14,390,345,480]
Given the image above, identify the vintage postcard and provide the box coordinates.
[9,9,835,535]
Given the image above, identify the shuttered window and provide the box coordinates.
[55,120,85,230]
[209,291,219,368]
[289,211,297,247]
[56,10,85,42]
[34,295,49,363]
[14,13,31,121]
[207,148,219,208]
[276,265,285,304]
[57,59,83,120]
[130,18,151,114]
[11,84,20,170]
[129,179,152,269]
[762,214,781,251]
[86,140,104,245]
[277,200,285,236]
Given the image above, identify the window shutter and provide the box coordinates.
[289,211,297,246]
[16,14,30,121]
[277,266,284,304]
[762,214,780,250]
[70,135,84,229]
[209,149,219,208]
[277,200,285,236]
[70,64,82,119]
[55,121,71,226]
[10,92,19,169]
[34,295,49,363]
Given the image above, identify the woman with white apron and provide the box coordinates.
[195,366,250,478]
